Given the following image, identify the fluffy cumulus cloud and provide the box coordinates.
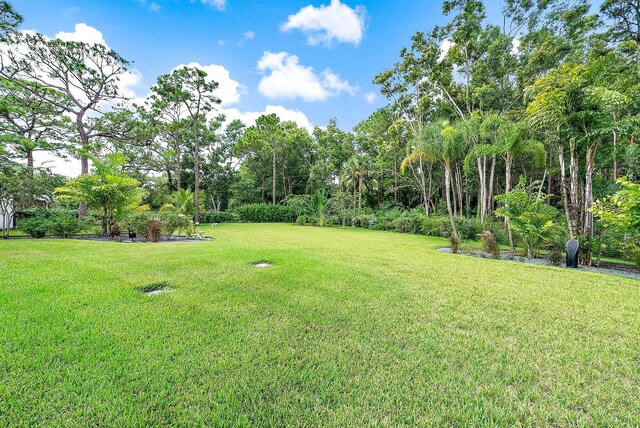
[281,0,366,46]
[172,62,242,106]
[511,38,521,55]
[197,0,226,11]
[439,39,454,62]
[55,23,108,46]
[257,51,356,102]
[222,105,314,132]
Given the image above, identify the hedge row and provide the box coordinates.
[348,210,509,243]
[233,204,297,223]
[199,211,239,224]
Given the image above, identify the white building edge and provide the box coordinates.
[1,199,14,230]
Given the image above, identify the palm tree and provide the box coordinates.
[402,120,466,239]
[340,155,377,209]
[496,119,545,248]
[160,188,197,219]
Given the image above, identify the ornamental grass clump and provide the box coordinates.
[479,230,500,259]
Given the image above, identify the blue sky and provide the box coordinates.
[12,0,589,134]
[11,0,469,132]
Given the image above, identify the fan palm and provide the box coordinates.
[160,188,198,219]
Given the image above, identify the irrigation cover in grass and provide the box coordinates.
[136,282,173,295]
[253,261,271,268]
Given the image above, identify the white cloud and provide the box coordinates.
[55,23,107,46]
[281,0,366,46]
[221,105,314,132]
[54,24,146,106]
[257,51,356,102]
[439,39,453,62]
[172,62,242,106]
[197,0,226,11]
[34,152,82,178]
[511,38,521,55]
[149,3,161,12]
[243,31,255,40]
[364,91,377,104]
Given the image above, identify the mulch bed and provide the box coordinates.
[437,247,640,280]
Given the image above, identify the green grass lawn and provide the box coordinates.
[1,224,639,426]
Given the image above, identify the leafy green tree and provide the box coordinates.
[151,66,221,223]
[0,1,21,41]
[326,189,353,227]
[601,0,640,69]
[592,177,640,267]
[496,178,563,258]
[55,154,146,236]
[309,118,356,193]
[341,155,376,210]
[0,78,71,169]
[1,34,131,177]
[235,114,288,204]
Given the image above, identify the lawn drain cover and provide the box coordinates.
[253,261,271,268]
[136,282,173,295]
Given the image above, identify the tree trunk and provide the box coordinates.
[558,143,576,238]
[166,168,174,192]
[418,159,429,216]
[613,130,618,180]
[445,162,457,239]
[477,157,486,223]
[101,207,108,236]
[504,154,514,249]
[193,119,200,224]
[393,158,398,201]
[456,162,463,216]
[569,140,580,236]
[582,145,597,239]
[487,154,496,217]
[272,146,277,205]
[175,139,182,190]
[79,134,89,219]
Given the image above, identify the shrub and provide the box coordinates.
[126,211,193,240]
[453,217,483,240]
[17,208,81,238]
[109,223,122,240]
[125,211,155,238]
[18,216,48,238]
[547,247,564,266]
[352,214,372,228]
[478,230,500,259]
[296,215,307,225]
[159,211,191,236]
[422,216,446,237]
[147,218,162,242]
[234,204,297,223]
[199,211,238,224]
[489,222,510,246]
[47,210,82,238]
[392,212,426,234]
[370,209,403,231]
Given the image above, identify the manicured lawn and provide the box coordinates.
[1,223,639,426]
